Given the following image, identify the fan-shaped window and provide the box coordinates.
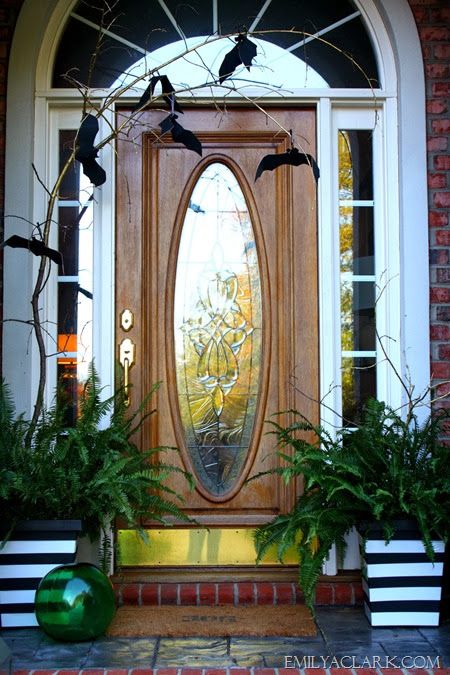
[52,0,379,89]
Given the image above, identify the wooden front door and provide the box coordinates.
[116,106,318,535]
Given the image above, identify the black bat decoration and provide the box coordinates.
[75,114,106,187]
[159,114,202,156]
[133,75,183,113]
[255,147,320,182]
[2,235,63,267]
[219,34,258,83]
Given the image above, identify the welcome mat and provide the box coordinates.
[107,605,316,637]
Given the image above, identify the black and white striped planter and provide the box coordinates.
[0,520,82,628]
[359,520,445,627]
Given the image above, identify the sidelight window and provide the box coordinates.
[56,128,94,421]
[339,129,376,424]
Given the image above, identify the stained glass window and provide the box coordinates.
[174,163,262,496]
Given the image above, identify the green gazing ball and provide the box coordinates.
[35,563,116,641]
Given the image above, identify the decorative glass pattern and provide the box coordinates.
[174,163,262,497]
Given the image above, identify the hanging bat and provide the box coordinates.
[2,235,63,267]
[255,147,320,182]
[75,114,106,187]
[133,75,183,113]
[159,113,202,156]
[219,34,258,83]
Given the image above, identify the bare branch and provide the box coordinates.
[13,7,380,446]
[32,164,52,199]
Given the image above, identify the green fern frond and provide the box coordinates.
[253,394,449,613]
[0,365,194,542]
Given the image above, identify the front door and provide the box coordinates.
[116,106,318,564]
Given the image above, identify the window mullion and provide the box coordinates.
[318,96,342,434]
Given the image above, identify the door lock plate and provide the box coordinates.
[120,309,134,332]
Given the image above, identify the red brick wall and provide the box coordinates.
[0,0,24,368]
[0,1,449,409]
[409,0,450,420]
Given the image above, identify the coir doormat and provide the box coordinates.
[107,605,316,637]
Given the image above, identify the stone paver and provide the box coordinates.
[155,638,231,668]
[230,637,328,668]
[1,607,449,671]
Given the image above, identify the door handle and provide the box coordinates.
[119,337,136,407]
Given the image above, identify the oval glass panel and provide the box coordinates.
[174,162,262,497]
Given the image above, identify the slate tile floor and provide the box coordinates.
[1,608,450,671]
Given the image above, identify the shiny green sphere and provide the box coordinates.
[35,563,116,641]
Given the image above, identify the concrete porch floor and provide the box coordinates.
[1,607,450,673]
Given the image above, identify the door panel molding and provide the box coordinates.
[165,152,271,503]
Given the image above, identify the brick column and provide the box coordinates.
[409,0,450,431]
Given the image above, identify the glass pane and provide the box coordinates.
[339,130,373,200]
[174,163,262,497]
[340,206,374,275]
[341,280,375,352]
[59,131,81,200]
[58,206,80,276]
[342,357,376,426]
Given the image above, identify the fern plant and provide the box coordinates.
[253,398,450,612]
[0,365,194,546]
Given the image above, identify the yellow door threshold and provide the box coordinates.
[117,528,299,567]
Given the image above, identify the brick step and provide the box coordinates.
[113,580,363,607]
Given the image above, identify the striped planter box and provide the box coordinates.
[359,521,445,627]
[0,519,82,628]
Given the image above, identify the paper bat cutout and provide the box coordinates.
[219,34,258,83]
[2,235,63,267]
[75,114,106,187]
[133,75,183,113]
[159,114,202,156]
[255,148,320,182]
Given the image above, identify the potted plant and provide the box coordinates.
[253,395,449,626]
[0,365,193,627]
